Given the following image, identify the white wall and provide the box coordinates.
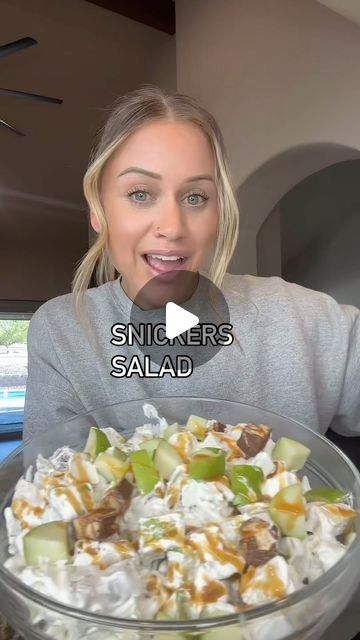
[176,0,360,274]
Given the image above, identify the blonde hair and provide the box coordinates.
[72,85,240,318]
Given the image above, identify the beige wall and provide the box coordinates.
[1,0,176,301]
[0,191,88,300]
[176,0,360,274]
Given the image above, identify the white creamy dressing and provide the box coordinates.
[3,403,356,640]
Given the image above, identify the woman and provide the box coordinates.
[23,85,360,440]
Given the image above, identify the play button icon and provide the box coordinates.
[165,302,199,339]
[128,270,230,371]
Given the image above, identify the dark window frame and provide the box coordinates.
[0,300,45,439]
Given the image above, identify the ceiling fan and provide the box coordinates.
[0,36,63,136]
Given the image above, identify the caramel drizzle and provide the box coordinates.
[187,530,245,574]
[154,484,165,498]
[188,579,227,606]
[42,473,67,489]
[145,530,185,551]
[78,540,137,569]
[113,540,137,555]
[322,504,356,518]
[210,432,244,459]
[12,499,45,519]
[72,454,91,483]
[240,564,286,599]
[205,475,230,488]
[77,484,94,512]
[173,432,193,462]
[151,567,227,609]
[275,496,304,517]
[81,544,107,569]
[166,485,180,508]
[54,486,83,515]
[12,499,45,528]
[166,561,185,584]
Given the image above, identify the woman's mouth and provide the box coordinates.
[143,253,188,276]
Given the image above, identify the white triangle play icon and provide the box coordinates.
[165,302,199,340]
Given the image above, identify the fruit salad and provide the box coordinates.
[3,405,356,637]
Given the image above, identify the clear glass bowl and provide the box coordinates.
[0,397,359,640]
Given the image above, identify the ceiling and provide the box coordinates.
[317,0,360,27]
[84,0,175,34]
[0,0,175,213]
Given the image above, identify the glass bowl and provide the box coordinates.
[0,397,359,640]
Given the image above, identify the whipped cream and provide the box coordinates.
[3,403,356,640]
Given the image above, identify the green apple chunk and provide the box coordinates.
[176,588,192,619]
[200,607,236,618]
[108,446,127,461]
[233,493,250,506]
[163,422,180,440]
[24,521,72,565]
[200,609,244,640]
[130,449,154,466]
[185,414,208,440]
[269,484,306,539]
[201,627,244,640]
[154,439,183,480]
[153,632,187,640]
[155,611,173,621]
[230,465,264,502]
[189,448,226,480]
[305,487,346,504]
[132,463,159,494]
[152,635,187,640]
[141,438,161,459]
[271,437,311,471]
[154,613,189,638]
[95,452,129,483]
[84,427,110,460]
[132,462,160,493]
[129,449,159,494]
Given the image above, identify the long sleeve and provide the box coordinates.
[328,303,360,436]
[23,305,86,441]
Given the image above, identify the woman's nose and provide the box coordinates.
[153,198,186,240]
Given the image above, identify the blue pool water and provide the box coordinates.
[0,389,26,400]
[0,439,22,462]
[0,388,25,427]
[0,391,24,461]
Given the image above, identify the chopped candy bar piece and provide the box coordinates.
[73,506,120,540]
[237,424,271,459]
[240,517,278,567]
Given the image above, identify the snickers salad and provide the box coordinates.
[4,405,356,631]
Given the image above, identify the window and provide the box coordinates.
[0,301,43,437]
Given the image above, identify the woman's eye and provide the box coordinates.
[184,192,208,206]
[128,190,150,203]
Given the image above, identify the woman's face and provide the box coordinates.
[92,119,218,307]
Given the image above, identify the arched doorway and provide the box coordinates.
[229,143,360,281]
[247,148,360,470]
[257,158,360,308]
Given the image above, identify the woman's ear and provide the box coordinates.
[90,210,101,234]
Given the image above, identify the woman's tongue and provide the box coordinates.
[145,255,184,272]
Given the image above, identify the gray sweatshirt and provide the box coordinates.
[23,273,360,440]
